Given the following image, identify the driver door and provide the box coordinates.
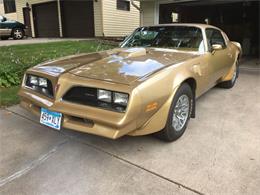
[206,28,231,87]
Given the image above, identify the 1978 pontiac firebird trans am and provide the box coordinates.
[19,24,242,141]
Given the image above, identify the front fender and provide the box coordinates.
[130,62,198,136]
[129,84,180,136]
[231,41,242,57]
[221,42,242,82]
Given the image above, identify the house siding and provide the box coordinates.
[0,2,18,20]
[140,1,156,26]
[13,0,139,38]
[93,0,103,37]
[102,0,140,37]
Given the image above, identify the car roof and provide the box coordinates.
[140,23,222,31]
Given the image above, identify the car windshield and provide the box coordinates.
[121,26,205,52]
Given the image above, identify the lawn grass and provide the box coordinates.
[0,86,20,107]
[0,40,115,107]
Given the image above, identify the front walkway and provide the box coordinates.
[0,38,93,47]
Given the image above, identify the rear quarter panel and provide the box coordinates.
[220,41,242,82]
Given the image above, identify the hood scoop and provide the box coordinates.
[117,48,147,58]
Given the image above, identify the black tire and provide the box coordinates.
[218,61,239,89]
[156,83,193,142]
[1,36,9,40]
[12,28,24,40]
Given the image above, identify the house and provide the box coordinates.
[1,0,140,38]
[138,0,259,57]
[0,0,18,21]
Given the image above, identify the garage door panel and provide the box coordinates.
[33,2,59,38]
[61,0,94,38]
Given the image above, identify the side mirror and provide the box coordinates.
[212,44,223,51]
[2,17,7,22]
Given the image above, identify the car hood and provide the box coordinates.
[32,48,197,85]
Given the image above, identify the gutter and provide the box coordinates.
[130,0,141,11]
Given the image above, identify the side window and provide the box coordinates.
[139,30,158,40]
[206,29,226,51]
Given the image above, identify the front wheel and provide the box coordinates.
[12,28,24,40]
[156,83,193,142]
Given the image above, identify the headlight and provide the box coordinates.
[29,75,38,85]
[39,78,48,87]
[113,92,128,106]
[25,74,54,98]
[97,89,112,103]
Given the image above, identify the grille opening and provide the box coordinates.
[67,115,94,127]
[63,86,128,112]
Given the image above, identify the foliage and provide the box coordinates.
[0,40,114,87]
[0,40,115,106]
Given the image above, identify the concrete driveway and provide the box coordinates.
[0,68,260,195]
[0,38,91,47]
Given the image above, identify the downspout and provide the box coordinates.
[57,0,63,37]
[130,0,141,11]
[130,0,142,26]
[100,0,104,37]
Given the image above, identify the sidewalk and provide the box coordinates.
[0,38,93,47]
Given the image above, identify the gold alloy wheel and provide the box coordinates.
[172,94,190,132]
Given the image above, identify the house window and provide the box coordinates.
[117,0,130,11]
[171,12,179,22]
[3,0,16,14]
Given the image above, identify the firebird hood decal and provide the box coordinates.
[35,66,66,76]
[31,48,197,85]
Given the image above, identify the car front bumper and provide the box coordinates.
[18,70,172,139]
[19,88,139,139]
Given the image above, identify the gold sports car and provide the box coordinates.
[19,24,242,141]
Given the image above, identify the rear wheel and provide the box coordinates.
[12,28,24,40]
[156,83,193,142]
[218,61,239,89]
